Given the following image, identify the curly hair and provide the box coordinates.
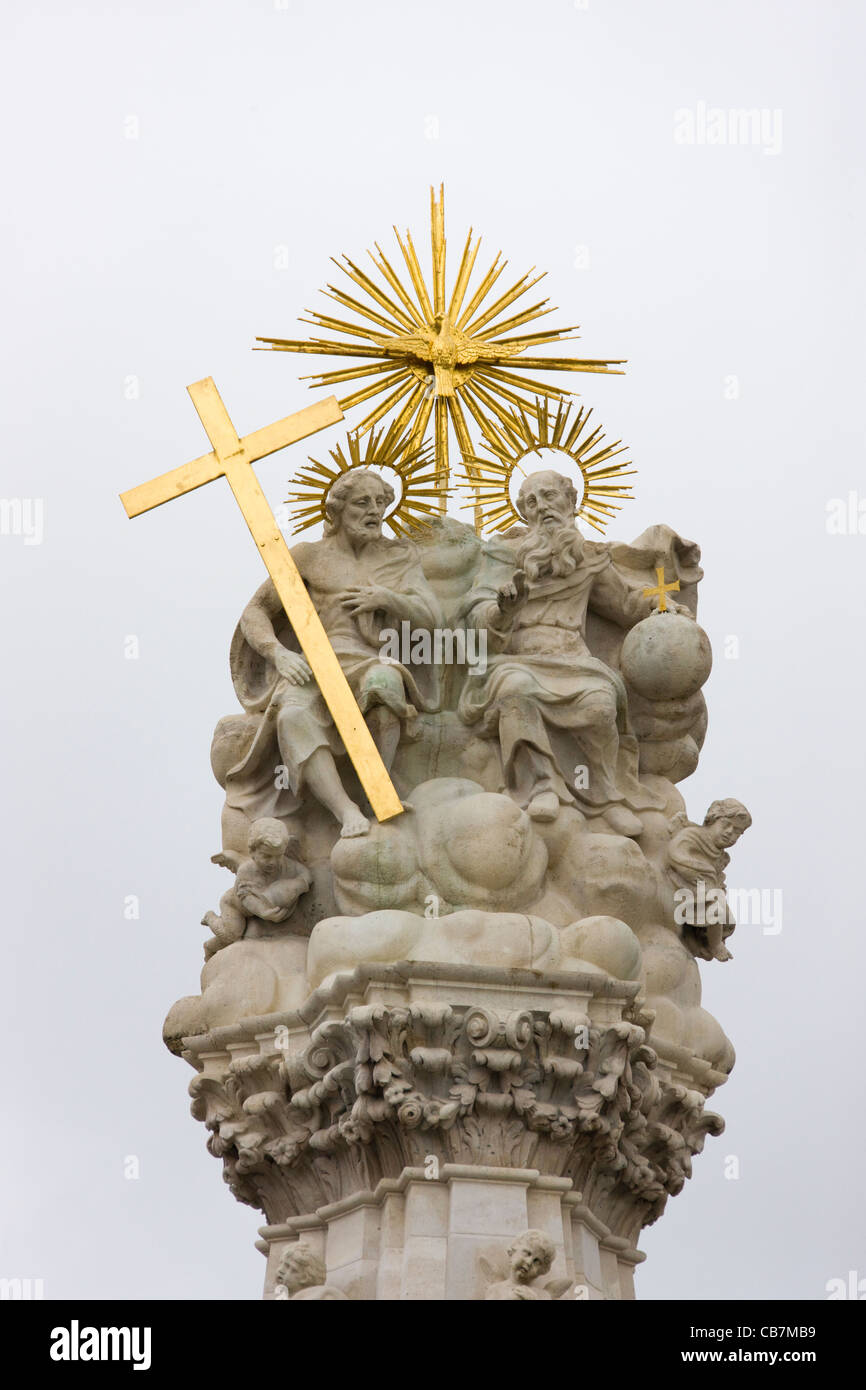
[276,1243,326,1293]
[508,1228,556,1275]
[704,799,752,832]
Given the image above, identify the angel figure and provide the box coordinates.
[201,817,311,961]
[482,1230,573,1301]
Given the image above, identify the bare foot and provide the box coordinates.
[602,806,643,838]
[527,790,560,822]
[340,804,371,838]
[714,946,733,962]
[201,910,219,929]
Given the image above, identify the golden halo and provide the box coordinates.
[458,398,636,536]
[257,186,625,525]
[284,418,444,537]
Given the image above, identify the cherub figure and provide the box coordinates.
[667,798,752,961]
[273,1243,349,1301]
[201,818,311,960]
[483,1229,570,1301]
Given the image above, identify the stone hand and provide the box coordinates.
[272,648,313,685]
[653,598,692,618]
[340,585,395,616]
[497,570,527,614]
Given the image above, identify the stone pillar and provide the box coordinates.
[182,962,724,1300]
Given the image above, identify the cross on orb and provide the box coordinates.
[643,565,681,613]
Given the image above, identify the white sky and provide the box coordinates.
[2,0,864,1300]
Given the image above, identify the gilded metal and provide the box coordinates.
[643,566,681,613]
[120,378,404,823]
[257,187,625,526]
[458,398,636,536]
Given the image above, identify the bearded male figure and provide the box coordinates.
[225,469,442,839]
[458,469,686,836]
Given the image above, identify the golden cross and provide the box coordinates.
[120,377,404,822]
[643,565,681,613]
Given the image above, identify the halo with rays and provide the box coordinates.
[283,418,443,537]
[257,186,625,515]
[458,399,636,536]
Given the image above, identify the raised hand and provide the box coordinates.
[497,569,527,615]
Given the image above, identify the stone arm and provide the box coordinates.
[239,578,313,686]
[591,555,695,627]
[236,870,311,923]
[239,578,285,662]
[589,559,656,629]
[378,558,444,631]
[459,550,522,654]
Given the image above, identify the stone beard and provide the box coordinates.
[458,469,666,836]
[224,468,442,839]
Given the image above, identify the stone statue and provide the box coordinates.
[201,817,311,960]
[483,1229,570,1300]
[667,798,752,961]
[164,459,752,1303]
[226,469,443,838]
[273,1243,349,1301]
[152,199,763,1304]
[458,469,689,836]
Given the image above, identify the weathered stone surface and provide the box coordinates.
[166,467,749,1298]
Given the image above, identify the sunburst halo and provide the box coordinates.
[458,398,636,536]
[284,418,443,537]
[258,187,626,523]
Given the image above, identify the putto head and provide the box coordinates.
[704,799,752,848]
[276,1242,326,1295]
[507,1228,556,1284]
[248,817,292,867]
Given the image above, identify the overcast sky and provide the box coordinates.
[3,0,864,1300]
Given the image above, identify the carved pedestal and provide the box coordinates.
[179,962,723,1300]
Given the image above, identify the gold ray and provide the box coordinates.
[456,399,635,537]
[435,396,449,512]
[301,360,405,387]
[431,184,446,317]
[455,253,506,330]
[447,228,480,321]
[335,255,419,332]
[259,189,629,529]
[338,368,411,413]
[256,337,385,359]
[464,269,546,336]
[395,227,434,321]
[321,285,407,337]
[353,375,418,436]
[299,312,387,343]
[476,302,557,342]
[480,366,573,401]
[370,244,426,326]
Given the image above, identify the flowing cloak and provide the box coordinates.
[667,826,730,892]
[224,535,442,820]
[668,825,735,955]
[457,537,634,736]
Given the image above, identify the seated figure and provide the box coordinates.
[667,798,752,961]
[201,818,311,961]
